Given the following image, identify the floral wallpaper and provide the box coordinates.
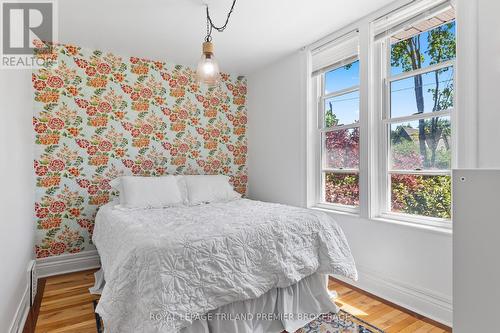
[33,43,247,259]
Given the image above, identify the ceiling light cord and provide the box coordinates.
[205,0,237,42]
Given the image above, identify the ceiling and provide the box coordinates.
[58,0,396,74]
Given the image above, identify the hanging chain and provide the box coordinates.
[206,14,212,42]
[204,0,237,42]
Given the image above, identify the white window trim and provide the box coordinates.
[312,61,361,214]
[304,0,477,234]
[376,30,456,225]
[305,0,477,233]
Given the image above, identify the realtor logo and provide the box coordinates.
[1,0,57,69]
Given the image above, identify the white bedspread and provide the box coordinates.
[93,199,357,333]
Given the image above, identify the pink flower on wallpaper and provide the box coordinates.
[33,43,248,258]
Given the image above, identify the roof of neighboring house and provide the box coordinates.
[403,127,419,138]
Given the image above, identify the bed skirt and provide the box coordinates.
[90,271,337,333]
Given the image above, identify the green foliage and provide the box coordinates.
[94,88,105,96]
[324,94,359,128]
[392,175,451,219]
[95,166,106,174]
[45,187,57,195]
[324,173,359,206]
[391,118,451,170]
[391,34,424,73]
[428,23,456,65]
[392,139,418,156]
[325,102,339,128]
[435,147,450,169]
[44,145,58,153]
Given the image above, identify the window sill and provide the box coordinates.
[372,215,452,236]
[309,205,452,236]
[310,205,360,218]
[310,203,359,216]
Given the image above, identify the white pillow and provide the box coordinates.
[110,176,188,206]
[184,175,241,205]
[120,176,184,209]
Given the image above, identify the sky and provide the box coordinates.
[323,22,456,127]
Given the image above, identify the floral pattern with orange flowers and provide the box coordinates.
[34,44,247,258]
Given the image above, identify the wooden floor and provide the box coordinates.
[33,269,451,332]
[35,270,100,333]
[328,279,451,333]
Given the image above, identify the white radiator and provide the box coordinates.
[27,260,37,306]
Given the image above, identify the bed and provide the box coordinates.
[92,197,357,333]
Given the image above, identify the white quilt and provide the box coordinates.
[92,199,357,333]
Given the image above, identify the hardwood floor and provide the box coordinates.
[33,269,451,332]
[35,270,100,333]
[328,279,451,333]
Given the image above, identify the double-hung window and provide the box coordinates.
[311,32,360,212]
[377,5,456,223]
[309,1,456,227]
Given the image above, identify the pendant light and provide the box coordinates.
[196,0,237,86]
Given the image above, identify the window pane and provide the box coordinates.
[325,60,359,94]
[390,66,454,118]
[324,172,359,206]
[391,174,451,219]
[324,90,359,127]
[390,117,451,170]
[391,21,456,76]
[324,128,359,169]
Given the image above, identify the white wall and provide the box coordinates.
[247,52,453,325]
[0,71,35,332]
[247,52,307,207]
[453,170,500,333]
[247,0,500,326]
[477,0,500,168]
[452,1,500,332]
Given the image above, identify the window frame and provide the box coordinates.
[314,59,361,214]
[377,22,456,228]
[307,3,461,230]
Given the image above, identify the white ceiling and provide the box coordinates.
[58,0,396,74]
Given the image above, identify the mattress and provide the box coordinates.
[92,199,357,333]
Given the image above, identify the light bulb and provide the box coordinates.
[196,41,220,86]
[202,59,215,75]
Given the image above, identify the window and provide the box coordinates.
[308,1,457,227]
[321,62,360,208]
[311,32,360,211]
[381,16,456,221]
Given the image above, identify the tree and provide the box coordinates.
[427,24,455,166]
[391,22,455,169]
[324,98,360,206]
[391,34,427,165]
[388,22,455,218]
[325,102,338,128]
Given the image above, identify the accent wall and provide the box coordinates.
[33,44,247,258]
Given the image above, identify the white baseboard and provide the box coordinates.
[36,250,101,278]
[8,278,30,333]
[333,265,452,327]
